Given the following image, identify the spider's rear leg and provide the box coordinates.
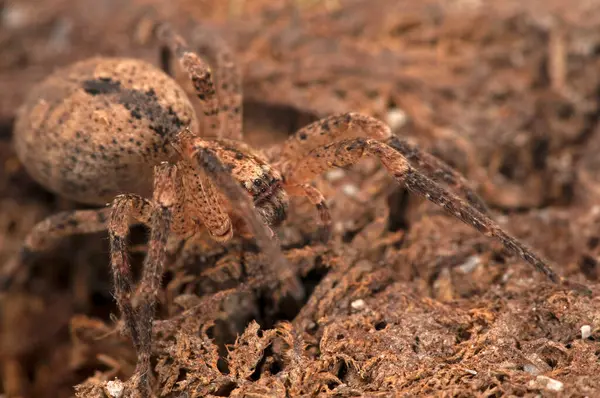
[0,208,111,290]
[156,23,221,138]
[274,113,489,214]
[284,137,586,291]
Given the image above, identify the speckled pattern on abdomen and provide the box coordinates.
[13,57,198,205]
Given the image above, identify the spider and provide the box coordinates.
[1,22,584,395]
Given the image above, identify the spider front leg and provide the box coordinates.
[108,164,175,396]
[283,135,585,291]
[385,136,490,214]
[108,194,153,354]
[178,162,234,242]
[135,164,175,393]
[273,113,490,214]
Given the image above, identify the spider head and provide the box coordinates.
[211,140,289,227]
[174,133,289,227]
[242,165,288,227]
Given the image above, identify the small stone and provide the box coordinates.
[351,299,366,310]
[532,375,564,392]
[581,324,592,339]
[458,255,480,274]
[386,108,408,130]
[464,368,477,375]
[105,379,124,398]
[342,184,359,197]
[306,321,317,332]
[523,364,540,375]
[325,169,345,182]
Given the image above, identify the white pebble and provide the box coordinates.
[351,299,366,310]
[105,379,124,398]
[464,368,477,375]
[386,108,408,130]
[342,184,359,197]
[523,364,540,375]
[459,255,480,274]
[325,169,346,182]
[581,324,592,339]
[533,376,564,392]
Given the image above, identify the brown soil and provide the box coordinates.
[1,0,599,397]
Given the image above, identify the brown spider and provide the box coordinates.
[2,22,585,395]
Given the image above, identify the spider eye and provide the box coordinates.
[253,178,262,187]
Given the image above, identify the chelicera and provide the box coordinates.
[1,22,585,395]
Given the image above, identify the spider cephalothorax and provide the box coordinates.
[184,138,290,228]
[2,21,587,397]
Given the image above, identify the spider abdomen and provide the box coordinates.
[13,57,198,205]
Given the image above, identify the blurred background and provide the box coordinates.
[1,0,600,396]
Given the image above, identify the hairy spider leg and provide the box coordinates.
[274,112,490,214]
[277,113,580,289]
[108,194,153,352]
[386,136,491,214]
[191,26,244,141]
[108,163,174,396]
[156,23,221,139]
[178,161,235,241]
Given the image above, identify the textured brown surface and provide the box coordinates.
[1,0,600,397]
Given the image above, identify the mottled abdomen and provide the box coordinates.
[13,57,198,205]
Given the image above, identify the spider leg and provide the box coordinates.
[108,164,176,395]
[283,136,585,290]
[134,163,175,393]
[0,208,111,290]
[274,113,391,171]
[175,130,304,299]
[385,136,490,214]
[285,183,331,241]
[107,194,153,355]
[156,23,221,138]
[273,112,489,214]
[191,26,243,141]
[178,162,234,241]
